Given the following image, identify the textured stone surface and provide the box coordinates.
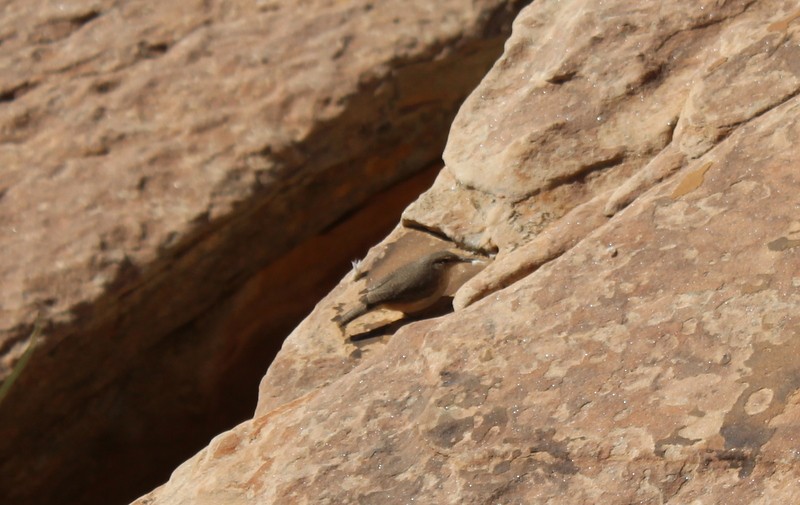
[0,1,527,504]
[135,0,800,503]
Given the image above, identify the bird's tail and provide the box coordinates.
[333,304,368,327]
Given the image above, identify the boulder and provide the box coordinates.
[0,1,526,503]
[136,0,800,503]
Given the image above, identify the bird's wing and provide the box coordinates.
[364,261,439,306]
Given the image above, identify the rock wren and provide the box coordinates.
[334,250,475,328]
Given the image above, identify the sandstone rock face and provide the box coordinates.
[0,1,528,504]
[135,0,800,503]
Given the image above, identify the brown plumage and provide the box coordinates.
[334,250,472,327]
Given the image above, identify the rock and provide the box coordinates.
[135,0,800,503]
[0,1,528,504]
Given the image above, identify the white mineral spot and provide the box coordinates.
[744,387,774,415]
[681,318,697,335]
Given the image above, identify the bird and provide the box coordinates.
[334,250,475,328]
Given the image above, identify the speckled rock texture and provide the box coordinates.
[0,1,528,504]
[135,0,800,503]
